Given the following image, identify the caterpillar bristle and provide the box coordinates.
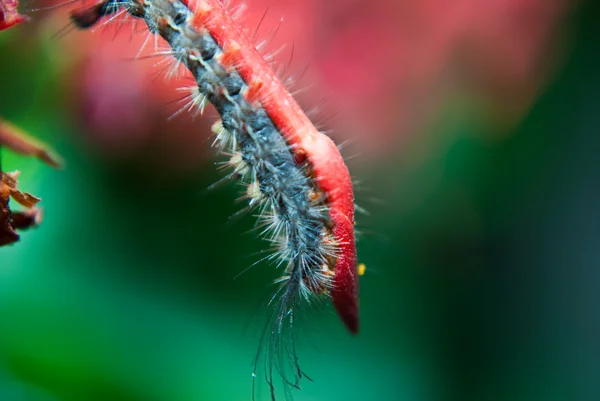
[224,152,249,177]
[211,119,238,152]
[152,49,187,80]
[225,0,246,21]
[169,86,208,119]
[354,202,369,216]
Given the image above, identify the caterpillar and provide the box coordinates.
[68,0,359,397]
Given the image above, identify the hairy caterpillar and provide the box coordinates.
[68,0,359,397]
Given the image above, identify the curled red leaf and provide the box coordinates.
[0,0,28,31]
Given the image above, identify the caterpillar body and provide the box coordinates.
[69,0,359,396]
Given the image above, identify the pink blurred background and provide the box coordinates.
[28,0,573,170]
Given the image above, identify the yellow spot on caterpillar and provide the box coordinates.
[228,152,243,168]
[358,263,366,276]
[246,180,261,204]
[211,119,236,150]
[227,152,249,176]
[211,120,224,135]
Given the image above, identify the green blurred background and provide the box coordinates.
[1,0,600,400]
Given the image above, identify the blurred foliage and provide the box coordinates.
[1,1,600,401]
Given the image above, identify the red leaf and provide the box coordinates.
[0,0,28,31]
